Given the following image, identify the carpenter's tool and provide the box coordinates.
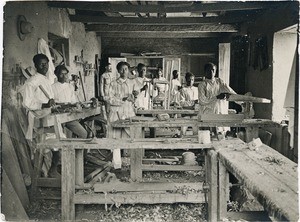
[39,85,60,112]
[79,71,87,101]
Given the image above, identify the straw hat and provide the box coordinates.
[17,15,33,41]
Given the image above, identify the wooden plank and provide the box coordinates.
[142,164,202,171]
[70,15,251,25]
[54,115,64,140]
[88,24,238,32]
[94,182,203,193]
[218,160,229,221]
[199,114,244,122]
[1,169,29,221]
[48,2,274,13]
[228,94,271,103]
[61,147,76,221]
[39,107,101,127]
[2,121,30,209]
[75,150,84,187]
[74,192,205,204]
[111,118,280,128]
[4,110,33,176]
[130,148,143,181]
[136,109,198,115]
[215,140,298,221]
[207,150,218,222]
[37,138,213,150]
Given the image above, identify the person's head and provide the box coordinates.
[54,65,69,83]
[185,72,195,86]
[204,62,217,80]
[105,63,112,72]
[172,70,179,79]
[137,63,147,78]
[33,54,49,75]
[116,61,130,79]
[157,68,163,78]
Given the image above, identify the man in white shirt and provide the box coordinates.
[52,65,88,139]
[20,53,55,110]
[100,62,113,118]
[198,62,236,114]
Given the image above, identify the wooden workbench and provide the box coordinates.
[111,118,280,142]
[213,139,298,221]
[37,138,215,221]
[31,106,102,199]
[36,137,298,221]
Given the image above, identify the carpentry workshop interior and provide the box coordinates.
[1,1,298,221]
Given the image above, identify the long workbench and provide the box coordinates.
[36,138,298,221]
[111,118,280,143]
[37,138,215,221]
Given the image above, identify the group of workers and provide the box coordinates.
[99,60,236,122]
[19,53,236,177]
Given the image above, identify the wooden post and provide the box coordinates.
[130,126,144,181]
[218,159,229,221]
[61,147,76,221]
[75,150,84,187]
[206,150,218,222]
[130,148,143,182]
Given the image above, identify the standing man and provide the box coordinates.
[108,61,138,168]
[100,62,113,118]
[198,62,236,115]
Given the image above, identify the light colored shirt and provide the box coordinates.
[180,86,198,107]
[135,77,152,110]
[51,82,78,104]
[108,77,136,123]
[100,71,113,99]
[19,73,54,110]
[198,78,235,114]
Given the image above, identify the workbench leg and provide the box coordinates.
[31,149,43,201]
[245,127,259,143]
[218,159,229,221]
[206,150,218,222]
[130,148,143,182]
[62,148,75,221]
[75,149,84,187]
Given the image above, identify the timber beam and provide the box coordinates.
[86,24,239,33]
[70,14,253,25]
[48,2,283,14]
[96,31,234,39]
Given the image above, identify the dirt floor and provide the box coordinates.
[28,199,207,221]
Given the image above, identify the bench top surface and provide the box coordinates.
[214,140,298,221]
[111,118,280,128]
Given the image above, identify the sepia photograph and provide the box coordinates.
[1,1,298,221]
